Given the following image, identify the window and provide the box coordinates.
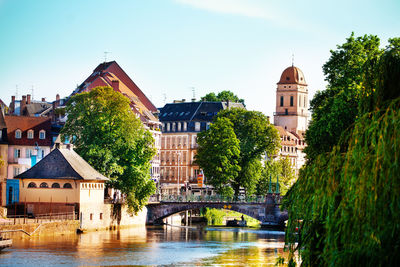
[90,213,93,220]
[14,148,21,159]
[41,149,45,158]
[172,123,176,132]
[40,182,49,188]
[28,182,37,188]
[166,123,170,132]
[39,130,46,139]
[177,122,181,131]
[13,167,20,177]
[195,122,200,131]
[63,183,72,189]
[290,96,294,107]
[100,213,103,220]
[183,122,187,131]
[280,96,284,107]
[26,149,32,158]
[52,183,60,188]
[285,109,288,115]
[15,129,22,139]
[27,130,34,139]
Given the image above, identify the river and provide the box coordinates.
[0,226,286,266]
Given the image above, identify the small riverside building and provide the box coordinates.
[15,144,108,223]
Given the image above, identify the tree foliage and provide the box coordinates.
[305,33,382,161]
[196,117,240,197]
[61,87,156,214]
[201,90,245,106]
[256,157,296,196]
[284,36,400,266]
[196,108,280,196]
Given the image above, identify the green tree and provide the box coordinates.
[201,90,245,106]
[256,157,295,196]
[61,86,156,214]
[196,108,280,196]
[196,117,240,197]
[284,36,400,266]
[305,33,382,161]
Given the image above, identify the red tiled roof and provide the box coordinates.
[75,61,157,113]
[277,66,307,86]
[5,115,52,146]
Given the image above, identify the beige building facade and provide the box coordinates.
[273,65,309,172]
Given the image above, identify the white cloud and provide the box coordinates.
[174,0,278,21]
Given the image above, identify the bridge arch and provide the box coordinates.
[146,202,286,226]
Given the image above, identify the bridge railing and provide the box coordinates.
[158,194,281,203]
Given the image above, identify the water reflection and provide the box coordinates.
[0,226,286,266]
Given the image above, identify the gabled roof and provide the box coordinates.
[73,61,157,113]
[0,107,6,129]
[25,101,52,116]
[5,115,52,146]
[16,147,109,181]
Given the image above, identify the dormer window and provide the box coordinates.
[15,129,22,139]
[39,130,46,139]
[27,130,34,139]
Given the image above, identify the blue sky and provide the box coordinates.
[0,0,399,118]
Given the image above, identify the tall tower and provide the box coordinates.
[273,66,308,134]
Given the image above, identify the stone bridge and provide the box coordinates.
[146,195,288,228]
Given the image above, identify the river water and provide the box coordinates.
[0,226,286,266]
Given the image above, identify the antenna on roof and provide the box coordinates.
[104,51,111,63]
[292,53,295,67]
[31,85,34,100]
[15,85,18,99]
[191,87,196,98]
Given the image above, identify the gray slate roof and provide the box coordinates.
[16,147,109,181]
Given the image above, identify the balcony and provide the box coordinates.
[274,112,308,117]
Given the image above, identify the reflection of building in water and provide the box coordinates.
[273,65,309,173]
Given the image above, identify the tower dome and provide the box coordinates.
[277,66,307,86]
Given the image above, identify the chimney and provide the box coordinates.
[56,94,60,101]
[41,97,46,102]
[111,80,119,91]
[10,96,15,114]
[20,95,27,116]
[27,94,31,104]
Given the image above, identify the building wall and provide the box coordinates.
[79,203,147,230]
[7,145,51,179]
[0,144,8,206]
[159,132,200,194]
[19,178,80,203]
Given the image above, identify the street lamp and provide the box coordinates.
[177,151,181,195]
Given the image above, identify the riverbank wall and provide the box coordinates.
[79,203,147,231]
[1,220,80,238]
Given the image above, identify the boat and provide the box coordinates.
[226,219,247,227]
[0,237,12,251]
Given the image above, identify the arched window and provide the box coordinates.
[40,182,49,188]
[63,183,72,189]
[52,183,60,188]
[280,96,284,107]
[27,130,34,139]
[39,130,46,139]
[28,182,37,188]
[290,96,294,107]
[15,129,22,139]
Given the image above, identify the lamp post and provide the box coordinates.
[177,151,181,195]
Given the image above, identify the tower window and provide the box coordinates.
[290,96,294,107]
[280,96,284,107]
